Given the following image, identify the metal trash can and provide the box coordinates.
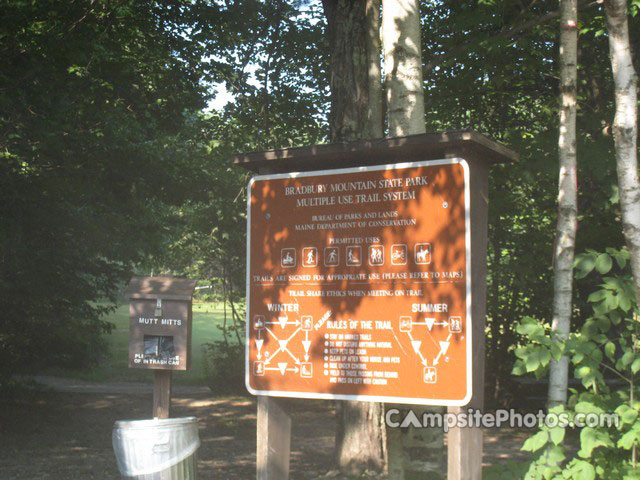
[112,417,200,479]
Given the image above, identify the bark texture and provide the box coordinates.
[381,2,443,478]
[323,0,386,475]
[324,0,383,142]
[604,0,640,301]
[382,0,425,136]
[548,0,578,408]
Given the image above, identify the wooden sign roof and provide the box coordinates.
[232,131,518,173]
[124,276,196,301]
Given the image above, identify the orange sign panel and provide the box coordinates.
[245,159,471,406]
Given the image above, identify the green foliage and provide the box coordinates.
[513,248,640,478]
[483,460,531,480]
[424,0,637,444]
[203,340,245,395]
[416,0,637,406]
[201,290,246,394]
[0,0,327,381]
[0,0,215,373]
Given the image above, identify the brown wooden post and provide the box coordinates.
[153,370,173,419]
[255,165,293,480]
[257,396,291,480]
[447,154,489,480]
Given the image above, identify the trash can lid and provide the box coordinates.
[113,416,198,430]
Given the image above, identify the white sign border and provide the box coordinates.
[244,158,473,407]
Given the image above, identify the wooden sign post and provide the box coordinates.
[153,370,173,419]
[125,276,196,419]
[233,132,517,480]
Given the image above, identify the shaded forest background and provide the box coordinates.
[1,0,638,407]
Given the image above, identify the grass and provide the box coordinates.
[42,302,240,385]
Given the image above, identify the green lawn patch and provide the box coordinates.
[41,302,239,385]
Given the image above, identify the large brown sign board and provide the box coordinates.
[246,159,471,406]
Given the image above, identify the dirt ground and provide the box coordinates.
[0,381,533,479]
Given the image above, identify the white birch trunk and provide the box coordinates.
[548,0,579,408]
[382,0,425,136]
[604,0,640,301]
[382,2,441,479]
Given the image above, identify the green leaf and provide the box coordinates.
[620,351,635,368]
[539,348,551,367]
[575,401,604,415]
[550,342,563,361]
[618,293,632,312]
[575,365,592,378]
[604,292,619,311]
[525,349,541,373]
[579,427,613,457]
[602,276,626,290]
[604,341,616,360]
[574,253,597,279]
[521,430,548,452]
[595,253,613,274]
[572,460,596,480]
[587,289,607,303]
[610,310,623,325]
[512,361,527,376]
[615,404,638,424]
[613,251,627,269]
[514,347,528,359]
[545,444,565,464]
[549,426,565,445]
[632,357,640,374]
[517,318,544,337]
[617,429,640,450]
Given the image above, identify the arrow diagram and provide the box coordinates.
[263,347,280,365]
[265,327,278,341]
[284,347,301,364]
[266,317,300,328]
[286,327,302,343]
[303,331,311,361]
[411,339,428,366]
[433,333,453,365]
[263,363,300,374]
[255,339,264,359]
[412,318,448,331]
[407,332,428,366]
[425,317,435,331]
[278,340,289,351]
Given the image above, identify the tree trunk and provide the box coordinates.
[382,2,444,479]
[323,0,386,475]
[324,0,383,142]
[604,0,640,301]
[548,0,578,408]
[382,0,425,136]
